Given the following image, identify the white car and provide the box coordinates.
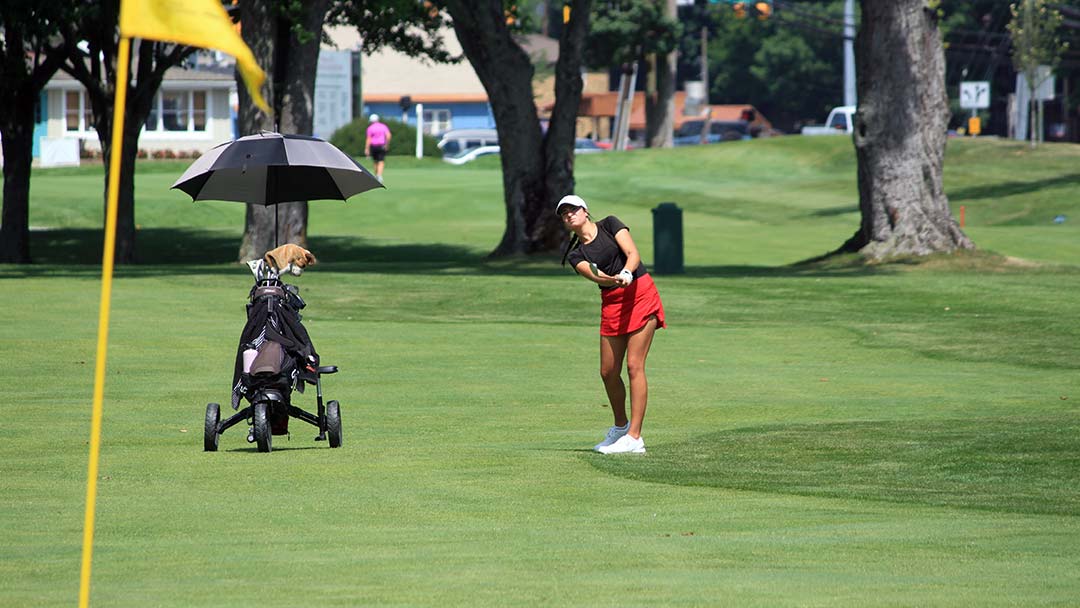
[443,138,605,165]
[801,106,856,135]
[437,129,499,156]
[442,145,501,165]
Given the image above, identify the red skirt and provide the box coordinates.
[600,273,666,336]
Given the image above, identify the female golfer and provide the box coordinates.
[558,194,666,454]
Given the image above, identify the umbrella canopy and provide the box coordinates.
[171,132,383,205]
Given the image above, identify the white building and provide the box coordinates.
[41,65,236,160]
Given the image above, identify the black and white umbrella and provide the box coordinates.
[171,131,383,205]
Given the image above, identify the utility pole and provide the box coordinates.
[700,25,708,101]
[614,61,638,150]
[843,0,856,107]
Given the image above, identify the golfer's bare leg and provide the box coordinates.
[600,335,629,427]
[625,317,658,439]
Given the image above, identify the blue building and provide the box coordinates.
[362,94,494,134]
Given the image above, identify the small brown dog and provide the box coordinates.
[263,243,317,276]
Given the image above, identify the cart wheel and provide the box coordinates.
[204,403,220,452]
[253,401,272,453]
[326,400,342,448]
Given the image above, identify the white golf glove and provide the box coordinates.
[618,269,634,285]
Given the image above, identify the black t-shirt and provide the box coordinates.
[567,216,648,289]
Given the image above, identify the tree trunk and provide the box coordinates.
[236,0,278,261]
[97,126,139,264]
[0,95,36,264]
[838,0,972,260]
[90,40,178,264]
[236,0,328,262]
[542,0,592,252]
[645,0,677,149]
[0,117,33,262]
[0,27,66,264]
[645,50,676,148]
[444,0,591,256]
[61,6,194,265]
[97,96,150,266]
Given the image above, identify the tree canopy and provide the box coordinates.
[585,0,681,68]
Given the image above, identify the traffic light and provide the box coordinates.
[563,3,570,23]
[732,1,747,18]
[754,1,772,19]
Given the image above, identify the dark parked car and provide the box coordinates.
[673,120,751,146]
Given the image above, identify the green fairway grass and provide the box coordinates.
[590,415,1080,515]
[3,137,1080,606]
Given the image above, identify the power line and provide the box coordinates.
[767,2,849,41]
[772,0,847,29]
[773,13,850,41]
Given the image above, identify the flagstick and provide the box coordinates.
[79,35,130,608]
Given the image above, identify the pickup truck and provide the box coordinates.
[801,105,856,135]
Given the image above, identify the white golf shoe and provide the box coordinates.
[597,433,646,454]
[594,423,630,452]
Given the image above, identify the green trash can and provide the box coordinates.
[651,202,683,275]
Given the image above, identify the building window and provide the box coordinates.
[144,90,209,132]
[422,109,452,135]
[64,90,93,132]
[162,91,189,130]
[192,91,207,130]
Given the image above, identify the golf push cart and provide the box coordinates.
[204,252,342,453]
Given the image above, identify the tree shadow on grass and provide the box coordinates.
[224,445,329,453]
[805,204,858,218]
[5,228,487,278]
[672,263,895,279]
[4,226,899,281]
[949,173,1080,202]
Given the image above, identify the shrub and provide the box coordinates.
[330,117,440,159]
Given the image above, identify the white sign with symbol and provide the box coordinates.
[960,81,990,109]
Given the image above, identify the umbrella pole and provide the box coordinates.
[274,204,279,248]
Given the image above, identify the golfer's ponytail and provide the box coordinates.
[561,234,580,267]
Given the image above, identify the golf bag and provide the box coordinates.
[204,253,342,453]
[230,274,319,435]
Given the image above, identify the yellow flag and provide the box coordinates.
[119,0,270,114]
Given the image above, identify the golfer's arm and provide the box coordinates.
[614,229,640,273]
[574,261,617,286]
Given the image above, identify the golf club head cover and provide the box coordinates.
[264,244,317,276]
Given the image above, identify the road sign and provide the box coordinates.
[960,81,990,109]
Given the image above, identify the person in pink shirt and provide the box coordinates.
[364,114,392,183]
